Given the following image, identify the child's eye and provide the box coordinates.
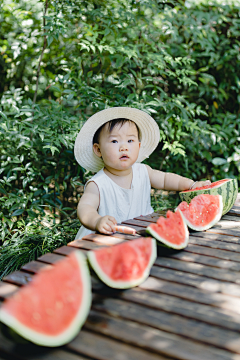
[111,140,118,143]
[128,139,134,143]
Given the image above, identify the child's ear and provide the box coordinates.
[93,143,102,158]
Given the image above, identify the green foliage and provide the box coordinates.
[0,217,79,279]
[155,1,240,180]
[0,0,239,276]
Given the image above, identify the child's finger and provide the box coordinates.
[108,216,117,225]
[103,222,115,234]
[204,180,211,185]
[107,217,117,232]
[103,225,114,234]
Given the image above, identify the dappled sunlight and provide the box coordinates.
[213,220,240,229]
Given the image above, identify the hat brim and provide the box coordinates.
[74,107,160,173]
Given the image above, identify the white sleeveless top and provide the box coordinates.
[75,163,153,240]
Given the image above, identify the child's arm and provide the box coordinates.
[77,182,117,234]
[145,165,210,191]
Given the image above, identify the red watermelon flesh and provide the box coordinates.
[146,210,189,250]
[0,251,91,347]
[88,237,157,289]
[177,194,223,231]
[182,179,228,193]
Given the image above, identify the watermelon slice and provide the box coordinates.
[146,209,189,250]
[88,237,156,289]
[177,194,223,231]
[0,251,91,347]
[179,178,238,215]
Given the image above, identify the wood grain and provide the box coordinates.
[170,250,240,271]
[0,331,88,360]
[92,295,240,353]
[185,243,240,262]
[190,231,240,243]
[68,329,166,360]
[150,265,240,297]
[107,287,240,332]
[85,310,240,360]
[189,235,240,249]
[155,256,240,283]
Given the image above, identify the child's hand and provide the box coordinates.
[191,180,211,190]
[95,215,117,235]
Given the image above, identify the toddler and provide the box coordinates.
[74,107,210,239]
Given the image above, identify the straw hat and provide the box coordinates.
[74,107,160,173]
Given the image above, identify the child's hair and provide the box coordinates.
[93,118,141,144]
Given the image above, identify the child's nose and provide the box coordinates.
[120,142,128,151]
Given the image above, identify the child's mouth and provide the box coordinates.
[120,155,129,160]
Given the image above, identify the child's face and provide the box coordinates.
[93,121,141,171]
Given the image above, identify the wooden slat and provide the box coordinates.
[0,282,19,300]
[121,219,150,228]
[68,239,106,250]
[189,236,240,252]
[212,219,240,230]
[106,287,240,332]
[0,332,88,360]
[134,215,159,222]
[53,245,77,256]
[150,265,240,297]
[83,233,131,242]
[2,271,33,287]
[139,276,240,314]
[228,209,240,216]
[68,329,166,360]
[189,232,240,245]
[37,252,66,264]
[92,295,240,353]
[185,244,240,262]
[21,261,52,274]
[155,257,240,283]
[84,310,240,360]
[222,214,240,222]
[170,250,240,271]
[205,228,240,237]
[231,204,240,210]
[83,235,124,245]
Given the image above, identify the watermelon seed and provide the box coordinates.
[46,308,54,316]
[67,295,75,303]
[56,301,63,310]
[33,312,41,321]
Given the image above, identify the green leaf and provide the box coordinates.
[12,209,24,216]
[0,187,7,195]
[212,158,227,166]
[0,111,8,120]
[47,35,53,46]
[23,178,28,188]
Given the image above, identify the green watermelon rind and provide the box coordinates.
[177,195,223,231]
[87,238,157,289]
[0,251,92,347]
[146,211,189,250]
[179,178,238,215]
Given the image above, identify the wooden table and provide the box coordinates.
[1,195,240,360]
